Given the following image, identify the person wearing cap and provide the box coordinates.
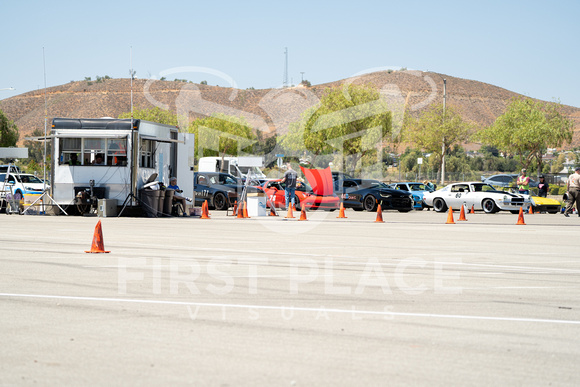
[516,169,530,195]
[537,175,549,198]
[168,177,190,216]
[563,166,580,217]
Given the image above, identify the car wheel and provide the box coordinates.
[433,198,447,212]
[363,195,377,212]
[482,198,498,214]
[294,195,301,211]
[213,192,228,211]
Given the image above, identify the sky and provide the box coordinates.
[1,0,579,107]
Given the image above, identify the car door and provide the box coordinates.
[446,184,471,208]
[194,173,211,205]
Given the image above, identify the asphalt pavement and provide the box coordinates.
[1,209,579,386]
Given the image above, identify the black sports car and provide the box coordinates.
[335,179,414,212]
[194,172,243,210]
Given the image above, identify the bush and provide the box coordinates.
[549,186,560,195]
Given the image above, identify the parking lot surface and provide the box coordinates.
[1,209,579,386]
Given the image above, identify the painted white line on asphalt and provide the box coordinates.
[1,293,579,325]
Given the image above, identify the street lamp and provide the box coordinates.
[428,72,447,185]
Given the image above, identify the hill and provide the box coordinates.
[1,71,579,148]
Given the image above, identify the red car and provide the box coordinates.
[261,180,339,211]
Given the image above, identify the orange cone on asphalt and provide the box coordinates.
[243,201,250,218]
[231,200,238,216]
[529,205,534,215]
[292,203,297,212]
[285,204,295,218]
[337,202,347,218]
[446,207,455,224]
[201,200,210,219]
[85,220,110,253]
[237,202,245,218]
[516,207,526,225]
[458,205,467,221]
[268,203,278,216]
[374,204,384,223]
[470,205,475,214]
[298,207,308,221]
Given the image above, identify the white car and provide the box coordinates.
[0,172,48,201]
[423,182,531,214]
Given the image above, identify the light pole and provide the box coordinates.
[428,72,447,185]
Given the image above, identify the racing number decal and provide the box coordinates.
[455,193,462,199]
[199,190,210,197]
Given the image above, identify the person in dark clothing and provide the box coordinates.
[280,163,297,209]
[537,175,549,198]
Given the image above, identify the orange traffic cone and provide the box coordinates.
[337,202,347,218]
[470,204,475,214]
[446,207,455,224]
[529,205,534,215]
[516,207,526,225]
[231,200,238,216]
[374,204,384,223]
[85,220,110,253]
[298,207,308,221]
[268,203,278,216]
[458,205,467,221]
[237,202,245,218]
[285,204,295,218]
[243,201,250,218]
[292,203,297,212]
[201,200,210,219]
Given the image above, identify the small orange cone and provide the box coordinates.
[201,200,210,219]
[458,205,467,221]
[516,207,526,225]
[529,205,534,215]
[285,204,295,218]
[268,203,278,216]
[298,207,308,221]
[231,200,238,216]
[243,201,250,218]
[237,202,245,218]
[470,204,475,214]
[85,220,110,253]
[292,203,297,212]
[446,207,455,224]
[337,202,347,218]
[374,204,384,223]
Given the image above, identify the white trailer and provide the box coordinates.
[198,156,265,180]
[50,118,194,213]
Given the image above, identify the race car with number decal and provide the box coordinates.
[422,182,531,213]
[260,179,339,211]
[334,179,413,212]
[193,172,242,210]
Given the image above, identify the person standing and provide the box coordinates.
[563,167,580,217]
[537,175,549,198]
[516,169,530,195]
[280,162,298,210]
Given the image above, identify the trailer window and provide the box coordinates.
[140,139,155,168]
[58,137,128,166]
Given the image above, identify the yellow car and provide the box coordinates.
[530,196,561,214]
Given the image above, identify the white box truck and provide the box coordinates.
[198,156,266,181]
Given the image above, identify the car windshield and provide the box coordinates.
[408,183,426,191]
[11,174,43,184]
[471,183,497,192]
[218,175,238,185]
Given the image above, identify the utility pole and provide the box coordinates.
[441,78,446,185]
[300,72,305,82]
[283,47,288,88]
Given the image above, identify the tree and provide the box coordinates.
[280,84,393,174]
[119,106,180,126]
[23,128,50,174]
[477,97,573,175]
[403,104,472,184]
[187,113,256,162]
[0,109,19,147]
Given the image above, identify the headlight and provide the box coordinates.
[380,192,391,198]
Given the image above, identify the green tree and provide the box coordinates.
[119,106,180,126]
[477,97,573,175]
[22,128,50,174]
[0,109,19,147]
[188,113,255,162]
[403,104,472,184]
[281,84,393,174]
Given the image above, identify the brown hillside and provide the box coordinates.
[2,71,579,148]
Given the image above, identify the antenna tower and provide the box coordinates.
[283,47,288,88]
